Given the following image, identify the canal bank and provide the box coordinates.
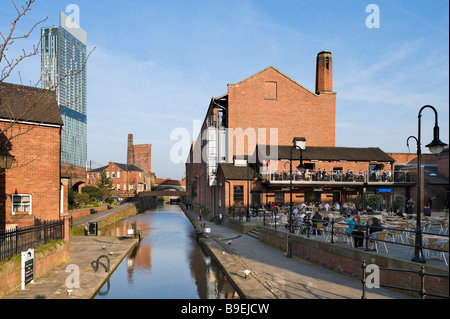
[180,204,413,299]
[2,199,155,299]
[3,235,139,299]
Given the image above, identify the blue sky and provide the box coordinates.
[1,0,448,180]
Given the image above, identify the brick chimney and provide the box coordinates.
[315,50,333,94]
[127,134,134,165]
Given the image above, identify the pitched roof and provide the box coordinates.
[257,145,396,163]
[88,162,144,173]
[424,167,449,185]
[0,82,63,126]
[228,66,318,96]
[217,163,257,180]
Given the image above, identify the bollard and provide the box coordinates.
[287,234,292,258]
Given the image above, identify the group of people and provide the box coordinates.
[343,215,384,250]
[283,207,331,235]
[279,203,386,250]
[275,168,395,183]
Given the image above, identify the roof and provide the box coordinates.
[228,66,318,96]
[217,163,257,180]
[0,82,63,126]
[88,162,144,173]
[257,145,396,163]
[424,167,449,185]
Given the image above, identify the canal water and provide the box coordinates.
[93,205,238,299]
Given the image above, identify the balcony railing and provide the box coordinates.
[262,170,414,184]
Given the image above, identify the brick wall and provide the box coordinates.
[1,122,61,230]
[0,241,69,298]
[260,227,449,298]
[227,66,336,157]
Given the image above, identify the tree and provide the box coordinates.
[394,194,407,212]
[95,171,114,200]
[81,185,102,202]
[0,0,94,173]
[367,194,382,210]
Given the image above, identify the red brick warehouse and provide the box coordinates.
[185,51,416,218]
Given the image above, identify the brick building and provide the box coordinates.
[0,83,65,231]
[127,134,152,191]
[185,51,418,218]
[87,162,145,198]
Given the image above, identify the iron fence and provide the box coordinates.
[361,261,449,299]
[260,211,449,265]
[0,218,65,262]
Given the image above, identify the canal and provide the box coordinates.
[93,204,238,299]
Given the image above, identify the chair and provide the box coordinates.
[374,231,389,253]
[312,222,323,236]
[406,235,416,258]
[386,225,405,244]
[442,240,449,266]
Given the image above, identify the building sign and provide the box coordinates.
[21,248,34,290]
[378,188,392,193]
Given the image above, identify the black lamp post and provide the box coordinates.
[407,105,447,263]
[289,144,304,233]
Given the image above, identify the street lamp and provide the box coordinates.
[289,142,305,233]
[407,105,447,264]
[0,147,14,169]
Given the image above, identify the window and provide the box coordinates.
[264,81,277,100]
[112,172,115,178]
[117,184,121,191]
[139,173,141,178]
[129,184,134,191]
[12,194,32,215]
[275,192,284,204]
[233,186,244,205]
[117,171,120,178]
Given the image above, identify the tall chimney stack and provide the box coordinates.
[315,50,333,94]
[127,134,134,165]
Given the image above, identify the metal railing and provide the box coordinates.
[259,212,449,264]
[0,218,65,262]
[361,261,449,299]
[262,170,413,184]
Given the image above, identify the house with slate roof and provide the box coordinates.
[87,161,146,198]
[0,83,64,231]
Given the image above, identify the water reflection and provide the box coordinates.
[94,205,237,299]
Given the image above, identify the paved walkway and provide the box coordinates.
[182,207,414,299]
[4,235,139,299]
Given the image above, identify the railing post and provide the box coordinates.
[43,220,47,244]
[15,226,19,256]
[419,266,426,299]
[361,260,367,299]
[364,222,370,251]
[330,219,335,244]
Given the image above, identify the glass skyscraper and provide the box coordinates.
[41,11,87,168]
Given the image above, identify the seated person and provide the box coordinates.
[368,217,383,251]
[344,215,364,248]
[394,208,404,218]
